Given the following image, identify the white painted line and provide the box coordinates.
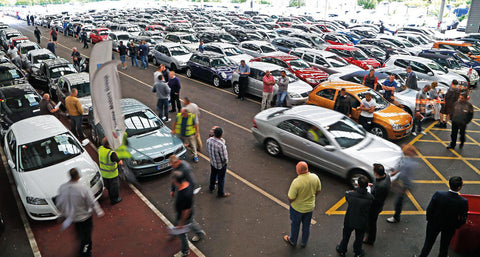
[0,147,42,257]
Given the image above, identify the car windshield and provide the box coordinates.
[224,47,243,56]
[261,45,276,53]
[180,35,199,43]
[401,39,414,47]
[357,89,389,111]
[456,52,471,62]
[271,69,298,82]
[20,45,39,55]
[326,117,366,148]
[327,55,348,67]
[337,35,351,44]
[210,57,232,67]
[19,133,83,171]
[0,68,22,82]
[3,93,40,112]
[467,46,480,55]
[49,65,77,79]
[117,34,130,40]
[447,59,461,69]
[170,46,190,56]
[295,40,311,48]
[99,30,109,36]
[127,27,140,32]
[33,53,56,64]
[416,36,428,44]
[286,58,311,70]
[370,48,386,58]
[219,34,237,42]
[72,82,90,98]
[351,49,368,60]
[427,61,448,73]
[125,109,163,136]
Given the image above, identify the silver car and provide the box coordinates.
[108,31,131,51]
[252,105,403,187]
[238,40,286,58]
[231,62,311,106]
[151,42,192,71]
[203,42,253,65]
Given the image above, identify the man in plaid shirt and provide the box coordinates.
[206,127,230,197]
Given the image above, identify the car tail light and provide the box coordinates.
[252,119,258,129]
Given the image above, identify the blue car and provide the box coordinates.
[185,52,236,87]
[420,49,480,75]
[338,31,363,45]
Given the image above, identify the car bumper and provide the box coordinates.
[288,97,308,106]
[390,125,412,140]
[252,128,265,144]
[128,150,187,177]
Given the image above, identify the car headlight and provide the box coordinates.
[175,145,185,155]
[131,159,150,166]
[306,78,317,84]
[221,72,227,79]
[90,172,101,187]
[288,92,301,98]
[26,196,48,205]
[83,107,89,115]
[391,123,403,130]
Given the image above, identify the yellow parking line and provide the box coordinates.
[325,197,346,216]
[430,128,480,133]
[413,180,445,184]
[406,190,424,211]
[417,139,477,145]
[327,210,426,215]
[471,120,480,128]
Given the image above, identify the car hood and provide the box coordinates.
[183,43,198,51]
[227,54,252,65]
[174,54,193,64]
[334,64,363,74]
[375,103,412,125]
[295,68,328,79]
[127,126,182,160]
[18,152,98,199]
[344,133,403,172]
[360,58,381,67]
[288,80,313,94]
[212,65,236,75]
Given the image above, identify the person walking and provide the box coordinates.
[118,41,127,70]
[39,93,60,116]
[261,70,275,110]
[71,47,82,71]
[276,70,289,107]
[63,21,68,36]
[415,176,468,257]
[283,161,321,248]
[168,71,182,113]
[412,84,430,136]
[98,137,123,205]
[34,26,41,44]
[50,28,58,44]
[81,29,89,49]
[447,93,474,150]
[438,80,460,128]
[387,145,418,223]
[30,15,34,26]
[128,42,139,67]
[55,168,104,257]
[184,97,202,150]
[405,66,418,90]
[65,88,84,140]
[173,108,199,163]
[336,175,373,257]
[152,74,170,122]
[138,40,149,69]
[26,14,30,26]
[169,155,196,198]
[357,92,376,131]
[363,163,391,245]
[76,24,82,40]
[429,81,442,122]
[206,126,230,198]
[334,88,352,117]
[236,60,250,101]
[47,39,56,56]
[362,69,378,91]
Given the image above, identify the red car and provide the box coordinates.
[145,24,164,31]
[325,45,381,70]
[250,55,329,87]
[323,33,353,46]
[89,28,110,43]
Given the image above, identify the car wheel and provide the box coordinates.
[170,63,177,72]
[232,82,240,95]
[264,138,281,157]
[91,128,100,146]
[370,125,387,139]
[347,169,369,188]
[212,76,221,87]
[186,68,192,78]
[152,57,158,66]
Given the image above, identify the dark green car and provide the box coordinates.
[89,98,186,177]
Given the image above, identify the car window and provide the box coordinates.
[260,45,275,53]
[71,82,90,98]
[315,57,328,66]
[204,45,222,54]
[290,50,303,58]
[6,130,16,163]
[303,53,314,63]
[327,56,348,67]
[326,117,366,148]
[304,123,330,146]
[125,109,163,136]
[316,88,336,100]
[0,68,22,82]
[410,61,429,74]
[4,92,40,112]
[394,59,409,68]
[348,93,360,108]
[249,68,258,79]
[277,119,307,137]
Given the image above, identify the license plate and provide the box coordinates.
[157,162,169,171]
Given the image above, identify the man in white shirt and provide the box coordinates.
[357,92,376,132]
[7,45,22,68]
[56,168,104,257]
[184,97,202,150]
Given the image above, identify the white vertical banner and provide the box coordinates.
[91,60,125,150]
[89,40,113,124]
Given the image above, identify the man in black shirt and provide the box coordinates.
[39,93,60,116]
[364,164,391,245]
[118,41,127,70]
[447,94,474,149]
[334,88,352,117]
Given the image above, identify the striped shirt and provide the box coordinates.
[206,136,228,169]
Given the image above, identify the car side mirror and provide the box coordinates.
[324,145,336,151]
[81,139,90,147]
[7,159,15,169]
[324,64,329,68]
[427,71,434,76]
[348,57,353,61]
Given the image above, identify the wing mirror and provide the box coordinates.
[7,159,15,169]
[81,139,90,147]
[427,71,434,76]
[324,145,336,152]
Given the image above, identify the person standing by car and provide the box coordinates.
[34,26,41,44]
[438,80,460,128]
[138,40,149,69]
[363,163,391,245]
[168,71,182,113]
[283,161,321,248]
[117,41,127,70]
[50,27,58,44]
[30,15,34,27]
[429,81,442,122]
[173,108,199,163]
[26,14,30,26]
[387,145,418,223]
[71,47,82,71]
[381,74,397,103]
[152,74,171,122]
[98,137,123,205]
[336,175,373,257]
[447,93,474,150]
[7,45,22,68]
[81,28,88,49]
[334,88,352,117]
[276,70,289,107]
[357,92,376,131]
[237,60,250,101]
[198,40,204,53]
[65,88,84,140]
[362,69,378,91]
[56,168,104,257]
[39,93,60,116]
[412,84,430,136]
[416,176,468,257]
[405,66,418,90]
[47,39,56,56]
[261,70,275,111]
[206,126,230,197]
[128,42,139,67]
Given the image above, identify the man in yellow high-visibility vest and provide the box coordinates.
[98,137,123,205]
[172,108,199,163]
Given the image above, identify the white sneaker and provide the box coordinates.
[173,251,189,257]
[191,231,205,242]
[164,118,171,122]
[421,131,426,135]
[412,132,417,136]
[386,217,399,223]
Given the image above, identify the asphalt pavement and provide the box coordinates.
[1,18,479,257]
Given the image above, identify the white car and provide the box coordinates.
[238,40,286,58]
[289,48,363,74]
[3,115,103,220]
[203,42,253,65]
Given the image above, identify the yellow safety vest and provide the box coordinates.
[175,113,196,136]
[98,146,119,179]
[308,129,320,142]
[116,132,132,159]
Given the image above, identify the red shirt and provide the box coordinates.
[262,75,275,93]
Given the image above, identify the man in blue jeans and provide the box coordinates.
[138,40,149,69]
[284,162,321,247]
[276,70,289,107]
[206,127,230,197]
[152,74,171,122]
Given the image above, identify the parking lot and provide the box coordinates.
[0,17,479,257]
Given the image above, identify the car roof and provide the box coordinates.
[166,32,190,36]
[319,81,371,94]
[207,42,235,48]
[418,52,453,60]
[93,27,109,31]
[0,62,18,69]
[43,58,70,67]
[159,42,183,47]
[0,83,37,97]
[17,41,38,47]
[11,115,69,145]
[280,105,345,125]
[434,41,470,46]
[326,45,358,51]
[248,62,284,71]
[388,54,433,63]
[260,55,298,61]
[61,72,89,84]
[293,47,335,57]
[192,52,224,58]
[121,98,148,114]
[28,49,54,56]
[240,40,271,46]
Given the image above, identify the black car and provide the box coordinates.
[186,52,236,87]
[0,62,28,87]
[196,30,239,45]
[0,83,41,136]
[357,38,411,56]
[28,58,77,93]
[354,44,387,63]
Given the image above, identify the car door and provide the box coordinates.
[249,68,264,97]
[159,45,170,64]
[314,88,337,110]
[4,130,22,200]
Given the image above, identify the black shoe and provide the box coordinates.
[459,143,464,149]
[363,240,374,245]
[241,97,245,101]
[111,197,122,205]
[336,245,346,257]
[447,144,455,150]
[169,110,176,113]
[434,122,443,128]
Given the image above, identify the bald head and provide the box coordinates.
[296,161,308,175]
[42,93,50,100]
